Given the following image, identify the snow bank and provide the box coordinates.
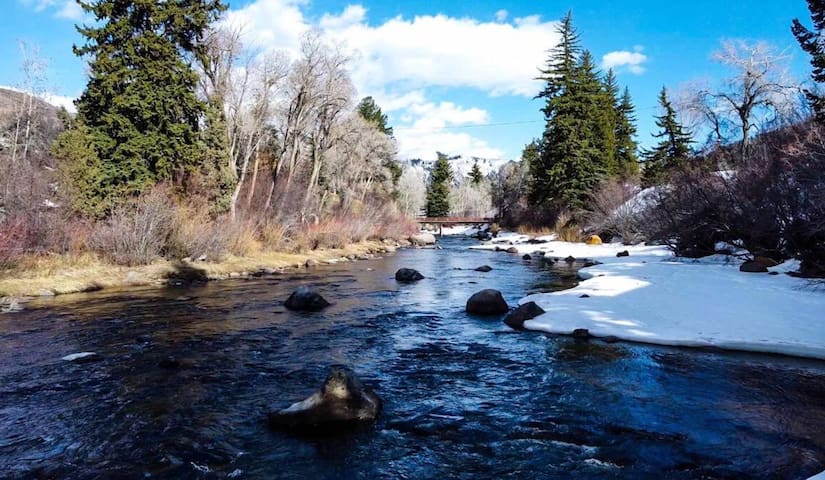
[439,225,482,236]
[480,240,825,360]
[809,471,825,480]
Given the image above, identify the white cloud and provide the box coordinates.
[495,9,508,22]
[19,0,84,20]
[601,49,648,75]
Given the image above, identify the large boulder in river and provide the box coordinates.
[285,286,330,311]
[395,268,424,282]
[740,261,768,273]
[503,302,545,330]
[475,265,493,272]
[409,233,437,246]
[268,368,382,433]
[466,289,509,316]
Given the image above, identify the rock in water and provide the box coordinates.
[522,254,532,260]
[616,250,630,257]
[466,289,509,316]
[475,265,493,272]
[409,233,436,246]
[740,261,768,273]
[61,352,102,363]
[285,287,330,311]
[267,368,382,433]
[503,302,545,330]
[395,268,424,282]
[506,247,519,254]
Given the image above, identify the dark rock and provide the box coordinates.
[579,294,590,298]
[768,271,780,276]
[753,256,780,268]
[466,289,509,316]
[158,356,180,369]
[602,336,620,343]
[572,328,590,339]
[395,268,424,282]
[522,254,532,260]
[616,250,630,257]
[305,258,319,268]
[285,287,331,311]
[582,261,598,268]
[267,368,382,433]
[527,238,549,244]
[564,256,576,263]
[740,261,768,273]
[475,265,493,272]
[503,302,545,330]
[506,247,519,254]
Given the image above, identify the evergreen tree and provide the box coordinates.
[426,152,453,217]
[357,96,393,136]
[642,87,692,187]
[356,96,401,185]
[469,160,484,186]
[71,0,227,205]
[531,13,610,211]
[792,0,825,122]
[615,87,640,178]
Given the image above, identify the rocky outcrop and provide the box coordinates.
[410,233,437,246]
[466,289,509,316]
[285,287,331,311]
[395,268,424,282]
[268,368,382,433]
[503,302,545,330]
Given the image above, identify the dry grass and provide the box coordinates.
[0,240,393,299]
[553,211,584,243]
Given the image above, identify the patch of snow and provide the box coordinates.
[440,225,482,236]
[511,242,825,360]
[808,470,825,480]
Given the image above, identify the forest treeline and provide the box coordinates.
[1,1,824,277]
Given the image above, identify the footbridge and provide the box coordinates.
[415,216,493,236]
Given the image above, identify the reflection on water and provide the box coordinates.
[1,237,824,479]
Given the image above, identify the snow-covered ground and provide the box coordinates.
[438,225,483,236]
[472,238,825,360]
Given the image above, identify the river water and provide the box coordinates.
[1,237,824,479]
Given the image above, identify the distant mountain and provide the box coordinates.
[0,87,64,153]
[402,156,508,182]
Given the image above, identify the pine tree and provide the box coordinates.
[531,13,609,211]
[792,0,825,121]
[469,160,484,186]
[642,87,692,187]
[72,0,227,204]
[615,87,640,178]
[426,152,453,217]
[356,96,393,136]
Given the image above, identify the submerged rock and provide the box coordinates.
[503,302,545,330]
[267,368,382,433]
[475,265,493,272]
[466,289,509,316]
[285,287,331,311]
[395,268,424,282]
[740,261,768,273]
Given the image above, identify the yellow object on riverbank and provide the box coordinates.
[585,235,603,245]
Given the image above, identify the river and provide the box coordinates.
[1,236,824,479]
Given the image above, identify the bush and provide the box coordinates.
[553,211,583,243]
[167,205,230,261]
[644,121,825,275]
[92,188,175,266]
[586,180,648,244]
[0,217,28,270]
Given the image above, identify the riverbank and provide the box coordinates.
[471,235,825,361]
[0,240,404,308]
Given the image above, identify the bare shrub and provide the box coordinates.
[586,180,648,244]
[92,188,175,266]
[167,205,230,261]
[553,211,583,243]
[0,217,28,270]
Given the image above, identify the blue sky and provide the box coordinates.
[0,0,814,161]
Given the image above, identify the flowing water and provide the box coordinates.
[1,237,824,479]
